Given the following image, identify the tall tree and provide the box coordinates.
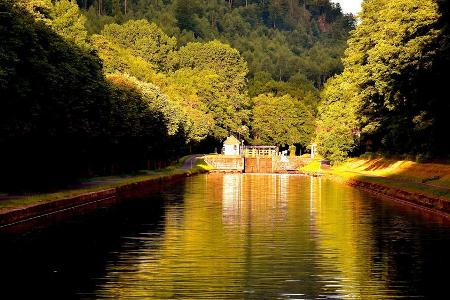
[18,0,90,49]
[318,0,445,160]
[172,40,250,139]
[100,19,177,71]
[251,93,315,147]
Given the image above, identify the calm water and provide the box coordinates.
[1,174,450,299]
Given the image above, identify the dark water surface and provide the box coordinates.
[1,174,449,299]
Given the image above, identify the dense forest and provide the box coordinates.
[0,0,351,190]
[317,0,450,162]
[1,0,449,191]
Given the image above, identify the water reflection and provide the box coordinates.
[1,174,449,299]
[93,174,450,299]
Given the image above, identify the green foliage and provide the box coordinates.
[101,19,177,71]
[107,73,181,138]
[90,34,158,82]
[316,73,360,162]
[1,0,109,138]
[0,0,358,190]
[18,0,90,49]
[251,93,315,147]
[0,1,184,190]
[92,23,250,142]
[248,72,320,108]
[50,0,90,49]
[175,0,201,32]
[171,40,250,139]
[318,0,450,161]
[109,73,182,137]
[173,40,248,87]
[160,68,217,143]
[0,0,112,189]
[79,0,354,96]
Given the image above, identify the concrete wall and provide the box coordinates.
[0,173,193,232]
[205,155,311,173]
[204,155,244,171]
[273,156,311,172]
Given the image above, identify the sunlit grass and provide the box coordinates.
[300,159,322,174]
[335,158,450,188]
[331,158,450,201]
[192,158,214,172]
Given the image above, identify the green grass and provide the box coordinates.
[192,158,214,172]
[299,159,322,174]
[325,157,450,201]
[0,156,208,212]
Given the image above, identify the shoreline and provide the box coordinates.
[0,157,209,230]
[2,158,449,230]
[333,174,450,218]
[323,158,450,218]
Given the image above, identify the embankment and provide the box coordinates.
[330,158,450,216]
[0,166,207,230]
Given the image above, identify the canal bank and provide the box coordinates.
[323,158,450,217]
[202,153,450,217]
[2,173,449,299]
[0,155,210,229]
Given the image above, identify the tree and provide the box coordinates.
[100,19,177,71]
[171,40,250,139]
[17,0,90,49]
[316,73,360,162]
[107,73,181,138]
[268,0,288,28]
[78,0,353,100]
[319,0,445,159]
[90,34,158,82]
[173,40,248,88]
[51,0,90,49]
[251,93,315,147]
[160,68,216,143]
[0,0,112,189]
[175,0,201,32]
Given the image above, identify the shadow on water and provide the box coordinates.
[361,192,450,299]
[0,180,188,299]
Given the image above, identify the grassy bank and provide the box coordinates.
[302,157,450,202]
[0,155,210,212]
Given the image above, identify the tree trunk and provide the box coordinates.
[98,0,103,15]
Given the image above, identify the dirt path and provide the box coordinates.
[180,155,204,170]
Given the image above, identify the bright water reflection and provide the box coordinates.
[1,174,450,299]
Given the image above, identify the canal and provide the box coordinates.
[1,174,449,299]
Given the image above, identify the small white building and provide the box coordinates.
[222,135,241,156]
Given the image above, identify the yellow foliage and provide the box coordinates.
[300,160,322,174]
[335,158,450,188]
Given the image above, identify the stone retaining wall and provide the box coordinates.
[204,156,244,171]
[273,156,311,172]
[343,177,450,216]
[0,173,194,230]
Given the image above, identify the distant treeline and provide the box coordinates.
[3,0,447,194]
[1,0,352,191]
[78,0,353,101]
